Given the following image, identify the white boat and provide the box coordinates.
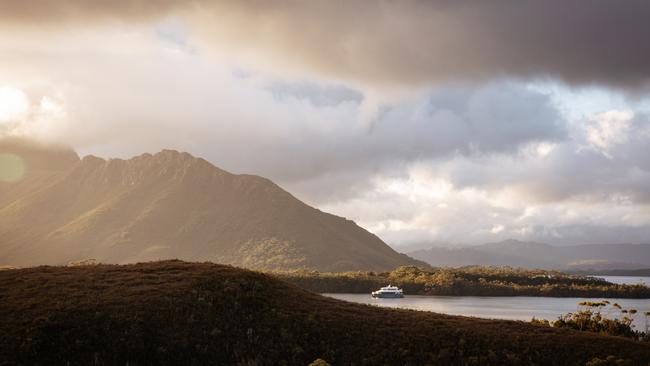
[371,284,404,298]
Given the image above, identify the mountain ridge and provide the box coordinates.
[408,239,650,270]
[0,139,423,271]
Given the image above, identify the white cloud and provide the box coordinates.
[585,110,634,158]
[322,160,650,248]
[490,225,505,234]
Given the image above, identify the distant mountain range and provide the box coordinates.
[0,139,423,271]
[408,239,650,271]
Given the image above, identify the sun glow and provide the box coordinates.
[0,86,29,122]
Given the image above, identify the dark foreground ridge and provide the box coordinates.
[1,261,649,366]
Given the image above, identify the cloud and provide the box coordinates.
[0,26,567,188]
[3,6,650,247]
[584,110,634,158]
[322,156,650,248]
[439,129,650,207]
[2,1,650,88]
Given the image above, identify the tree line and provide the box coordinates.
[271,265,650,298]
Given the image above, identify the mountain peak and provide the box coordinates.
[80,149,201,166]
[152,149,195,161]
[0,143,422,271]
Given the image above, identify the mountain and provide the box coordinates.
[2,261,649,365]
[409,239,650,270]
[0,138,80,207]
[0,139,422,271]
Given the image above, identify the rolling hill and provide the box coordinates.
[1,261,649,365]
[0,139,421,271]
[409,239,650,270]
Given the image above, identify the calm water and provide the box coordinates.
[324,292,650,328]
[593,275,650,286]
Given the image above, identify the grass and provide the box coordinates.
[1,260,649,365]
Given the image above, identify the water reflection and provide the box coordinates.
[324,294,650,327]
[595,276,649,286]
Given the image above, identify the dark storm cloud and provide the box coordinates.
[2,0,650,88]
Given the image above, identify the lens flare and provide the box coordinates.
[0,153,25,182]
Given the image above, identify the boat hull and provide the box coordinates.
[371,293,404,299]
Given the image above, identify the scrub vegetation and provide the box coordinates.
[1,261,650,365]
[532,301,650,342]
[273,266,650,298]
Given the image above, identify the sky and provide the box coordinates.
[1,1,650,249]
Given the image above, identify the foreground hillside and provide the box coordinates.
[1,261,649,365]
[0,139,421,271]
